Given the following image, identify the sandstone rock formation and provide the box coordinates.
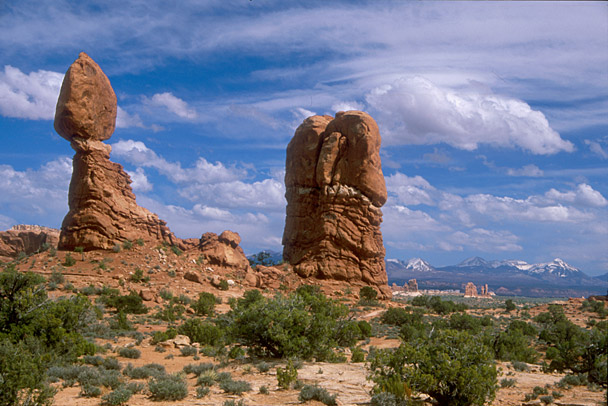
[55,53,178,251]
[197,231,250,271]
[0,225,59,259]
[406,279,419,293]
[283,111,390,298]
[464,282,478,297]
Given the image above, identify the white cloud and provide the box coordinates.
[0,65,62,120]
[116,106,144,128]
[386,173,436,206]
[0,213,16,231]
[366,76,574,154]
[331,101,364,113]
[447,228,522,252]
[585,139,608,159]
[543,184,608,208]
[148,92,197,119]
[180,178,285,210]
[111,139,245,184]
[0,157,71,225]
[126,167,152,192]
[507,164,544,177]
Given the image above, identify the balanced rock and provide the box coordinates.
[283,111,390,298]
[0,225,60,259]
[55,53,178,250]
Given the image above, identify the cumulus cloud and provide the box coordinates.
[126,167,152,192]
[180,178,285,210]
[147,92,197,119]
[506,164,544,177]
[543,183,608,208]
[386,173,437,206]
[111,139,246,184]
[116,106,145,129]
[0,65,62,120]
[366,77,574,154]
[331,100,364,113]
[0,157,71,225]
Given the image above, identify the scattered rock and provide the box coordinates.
[54,53,179,251]
[283,111,390,298]
[198,231,250,271]
[161,335,191,349]
[138,289,154,302]
[184,271,203,284]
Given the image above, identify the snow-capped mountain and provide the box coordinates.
[385,256,605,297]
[405,257,436,272]
[526,258,581,278]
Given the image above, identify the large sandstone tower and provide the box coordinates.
[283,111,391,297]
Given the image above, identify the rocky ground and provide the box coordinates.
[6,244,607,406]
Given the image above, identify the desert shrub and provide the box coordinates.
[0,266,97,406]
[170,245,182,256]
[227,286,360,360]
[80,384,102,397]
[180,346,198,357]
[178,318,223,347]
[277,359,298,389]
[101,386,131,406]
[223,400,246,406]
[360,286,378,304]
[581,298,607,317]
[150,327,177,344]
[100,291,147,314]
[229,345,245,359]
[123,363,165,379]
[196,386,210,398]
[380,307,422,326]
[351,346,366,363]
[103,357,121,371]
[409,295,467,314]
[48,269,65,285]
[136,238,144,246]
[500,378,517,388]
[511,361,530,372]
[369,329,497,406]
[220,379,252,395]
[370,392,398,406]
[192,291,217,316]
[556,373,589,388]
[83,354,104,366]
[63,252,76,267]
[99,369,123,390]
[183,362,215,376]
[505,299,516,312]
[217,279,229,290]
[358,320,372,337]
[154,303,185,322]
[260,385,269,394]
[117,347,141,359]
[255,361,271,373]
[122,240,133,250]
[148,373,188,401]
[539,395,554,404]
[298,384,337,405]
[494,327,538,363]
[129,268,148,283]
[196,370,218,387]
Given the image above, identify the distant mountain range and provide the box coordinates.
[387,257,608,297]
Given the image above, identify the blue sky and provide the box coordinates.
[1,1,607,275]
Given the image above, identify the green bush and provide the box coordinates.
[380,307,422,326]
[101,386,131,406]
[123,363,165,379]
[369,329,497,406]
[80,384,102,398]
[220,379,252,395]
[148,373,188,401]
[100,291,147,314]
[196,386,210,398]
[227,286,360,360]
[500,378,517,388]
[178,318,223,347]
[151,327,177,344]
[360,286,378,302]
[0,266,96,406]
[180,346,198,357]
[63,252,76,267]
[117,347,141,359]
[505,299,516,312]
[192,291,217,316]
[351,346,366,363]
[277,359,298,389]
[183,362,215,376]
[298,384,337,405]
